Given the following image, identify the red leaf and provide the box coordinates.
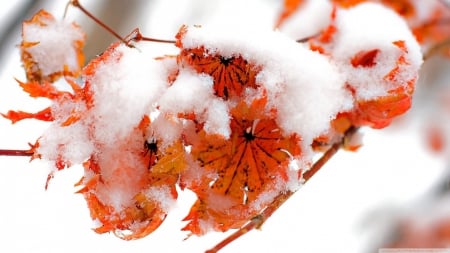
[182,99,302,235]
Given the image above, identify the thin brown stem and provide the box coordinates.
[63,0,71,19]
[68,0,175,45]
[139,36,176,44]
[0,149,33,156]
[206,127,358,253]
[69,0,128,44]
[296,33,319,43]
[131,29,176,44]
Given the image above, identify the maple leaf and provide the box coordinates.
[349,40,416,129]
[176,26,260,100]
[182,98,302,235]
[20,9,85,83]
[150,140,187,175]
[16,79,70,99]
[309,4,421,130]
[2,78,86,125]
[77,119,185,240]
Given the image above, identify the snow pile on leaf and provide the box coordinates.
[307,3,422,129]
[20,9,85,83]
[4,2,422,239]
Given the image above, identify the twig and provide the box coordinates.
[69,0,128,44]
[68,0,175,45]
[0,149,33,156]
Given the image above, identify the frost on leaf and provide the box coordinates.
[21,9,85,83]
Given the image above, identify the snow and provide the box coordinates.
[22,11,84,77]
[180,25,353,149]
[203,98,231,137]
[37,120,93,165]
[277,0,333,40]
[331,3,423,100]
[144,185,176,213]
[89,43,168,146]
[250,178,286,212]
[158,69,231,137]
[94,137,149,211]
[72,2,422,165]
[258,42,352,145]
[149,115,183,148]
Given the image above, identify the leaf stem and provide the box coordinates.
[70,0,128,44]
[69,0,175,45]
[0,149,33,156]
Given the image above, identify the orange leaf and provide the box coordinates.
[17,79,69,99]
[79,118,185,239]
[150,140,187,175]
[183,99,302,235]
[176,27,260,100]
[350,81,414,129]
[348,41,416,129]
[2,107,53,124]
[178,47,259,99]
[21,9,85,83]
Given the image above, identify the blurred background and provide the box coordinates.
[0,1,450,252]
